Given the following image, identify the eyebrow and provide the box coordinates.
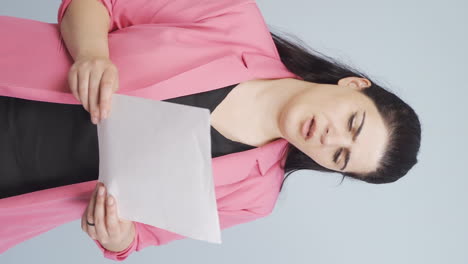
[340,111,366,171]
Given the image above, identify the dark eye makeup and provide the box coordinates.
[333,112,358,165]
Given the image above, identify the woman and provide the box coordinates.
[0,0,421,260]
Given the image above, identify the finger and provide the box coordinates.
[106,68,119,120]
[78,69,90,112]
[105,194,120,238]
[114,68,119,92]
[89,69,104,124]
[99,68,115,120]
[82,190,94,234]
[81,212,87,233]
[107,74,119,119]
[107,94,113,120]
[68,68,80,103]
[86,182,101,240]
[94,184,109,243]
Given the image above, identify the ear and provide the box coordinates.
[338,77,372,91]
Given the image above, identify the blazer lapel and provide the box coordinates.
[212,138,289,186]
[124,52,299,101]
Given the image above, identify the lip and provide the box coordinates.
[302,117,315,140]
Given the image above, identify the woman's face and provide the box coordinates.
[278,77,389,175]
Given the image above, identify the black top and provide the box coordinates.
[0,83,256,198]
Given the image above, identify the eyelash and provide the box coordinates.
[333,112,357,165]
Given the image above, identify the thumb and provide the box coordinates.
[113,74,120,92]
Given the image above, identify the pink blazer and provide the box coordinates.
[0,0,299,260]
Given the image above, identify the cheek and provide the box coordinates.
[303,146,335,170]
[279,100,305,137]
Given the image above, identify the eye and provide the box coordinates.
[348,112,357,132]
[333,112,357,166]
[333,148,343,164]
[334,112,357,166]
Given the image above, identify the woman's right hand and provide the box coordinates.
[82,182,136,252]
[68,55,119,124]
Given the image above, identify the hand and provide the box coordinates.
[81,182,136,252]
[68,56,119,125]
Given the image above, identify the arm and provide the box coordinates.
[89,170,279,261]
[58,0,255,33]
[92,172,280,261]
[59,0,110,61]
[92,202,271,261]
[59,0,120,124]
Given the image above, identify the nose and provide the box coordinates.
[320,125,352,147]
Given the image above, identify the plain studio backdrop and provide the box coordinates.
[1,0,467,263]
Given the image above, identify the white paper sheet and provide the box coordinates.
[96,93,221,244]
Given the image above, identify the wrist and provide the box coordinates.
[104,223,136,253]
[75,52,109,62]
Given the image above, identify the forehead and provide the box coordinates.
[346,102,388,174]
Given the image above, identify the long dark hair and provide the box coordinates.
[269,30,422,192]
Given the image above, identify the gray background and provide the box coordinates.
[1,0,467,263]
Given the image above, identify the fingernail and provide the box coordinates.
[99,187,104,196]
[107,196,113,205]
[102,110,108,119]
[92,116,98,124]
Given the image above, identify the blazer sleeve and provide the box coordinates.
[92,173,279,261]
[57,0,254,32]
[92,208,268,261]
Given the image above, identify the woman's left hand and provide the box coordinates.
[81,182,136,252]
